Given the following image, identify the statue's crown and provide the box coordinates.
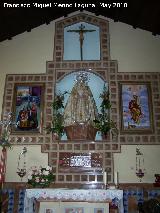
[76,71,89,84]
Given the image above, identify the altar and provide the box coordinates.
[24,188,124,213]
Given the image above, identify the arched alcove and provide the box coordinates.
[56,70,107,111]
[55,70,108,141]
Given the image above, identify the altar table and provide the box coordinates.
[24,188,124,213]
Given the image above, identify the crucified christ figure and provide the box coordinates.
[67,24,96,60]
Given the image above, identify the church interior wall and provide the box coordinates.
[4,145,48,182]
[0,23,55,114]
[109,20,160,73]
[114,145,160,183]
[0,14,160,114]
[0,11,160,185]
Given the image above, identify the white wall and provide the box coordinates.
[0,23,54,75]
[109,21,160,73]
[114,145,160,183]
[2,145,48,182]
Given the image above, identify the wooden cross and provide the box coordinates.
[67,24,96,60]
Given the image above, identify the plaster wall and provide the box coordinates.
[0,146,48,182]
[109,20,160,73]
[114,145,160,183]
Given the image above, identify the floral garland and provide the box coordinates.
[27,166,55,188]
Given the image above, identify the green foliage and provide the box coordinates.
[93,114,118,135]
[45,113,64,138]
[93,85,118,135]
[0,129,12,149]
[45,91,68,138]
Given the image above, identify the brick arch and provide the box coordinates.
[56,68,107,82]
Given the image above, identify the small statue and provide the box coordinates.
[63,72,98,140]
[64,72,98,126]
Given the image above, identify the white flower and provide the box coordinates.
[35,177,40,182]
[43,170,49,175]
[28,175,32,180]
[27,165,54,187]
[46,166,52,171]
[38,170,42,175]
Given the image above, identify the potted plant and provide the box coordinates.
[45,91,68,140]
[93,86,118,139]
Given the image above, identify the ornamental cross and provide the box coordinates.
[67,24,96,61]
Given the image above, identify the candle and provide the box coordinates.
[103,171,107,186]
[114,172,118,185]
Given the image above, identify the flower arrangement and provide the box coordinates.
[93,85,118,138]
[27,166,55,188]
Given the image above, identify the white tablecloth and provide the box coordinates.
[24,188,124,213]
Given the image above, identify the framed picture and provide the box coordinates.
[12,83,44,134]
[120,82,153,133]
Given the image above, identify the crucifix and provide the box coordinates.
[67,24,96,61]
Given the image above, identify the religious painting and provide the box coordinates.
[12,83,44,134]
[120,82,153,133]
[64,208,84,213]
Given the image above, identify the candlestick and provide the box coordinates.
[103,171,107,186]
[114,171,118,186]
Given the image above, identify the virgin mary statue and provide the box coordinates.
[63,72,98,140]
